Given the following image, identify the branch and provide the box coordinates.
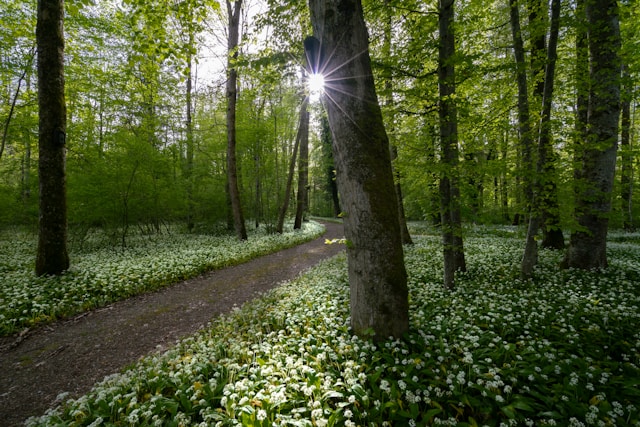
[1,45,36,162]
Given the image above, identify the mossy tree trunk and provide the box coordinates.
[226,0,247,240]
[563,0,621,269]
[277,98,308,234]
[620,63,634,231]
[527,0,564,250]
[294,83,310,230]
[36,0,69,276]
[382,0,412,246]
[522,0,562,278]
[308,0,409,340]
[438,0,466,288]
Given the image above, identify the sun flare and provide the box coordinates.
[307,73,325,98]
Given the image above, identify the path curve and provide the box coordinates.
[0,221,344,426]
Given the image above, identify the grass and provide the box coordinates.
[0,221,325,336]
[19,225,640,426]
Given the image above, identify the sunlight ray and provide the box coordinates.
[321,88,369,137]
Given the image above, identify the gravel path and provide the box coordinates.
[0,221,344,426]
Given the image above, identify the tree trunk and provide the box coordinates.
[522,0,562,278]
[320,115,341,217]
[573,0,589,199]
[23,124,32,202]
[620,63,634,231]
[226,0,247,240]
[383,0,412,245]
[294,86,310,230]
[320,114,342,218]
[308,0,409,340]
[510,0,544,277]
[438,0,466,288]
[509,0,534,218]
[35,0,69,276]
[23,69,33,203]
[277,99,307,234]
[185,37,195,231]
[1,48,34,162]
[501,130,510,222]
[254,147,262,229]
[563,0,621,269]
[532,0,564,250]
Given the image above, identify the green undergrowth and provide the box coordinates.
[0,221,324,336]
[27,226,640,426]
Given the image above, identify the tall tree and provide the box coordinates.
[620,63,634,230]
[1,48,35,162]
[294,89,310,230]
[276,98,308,234]
[36,0,70,275]
[438,0,466,288]
[521,0,561,278]
[320,114,341,217]
[563,0,621,269]
[528,0,564,249]
[509,0,534,221]
[307,0,409,340]
[382,0,412,245]
[226,0,247,240]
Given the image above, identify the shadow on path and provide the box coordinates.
[0,221,344,426]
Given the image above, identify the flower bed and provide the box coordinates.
[26,228,640,426]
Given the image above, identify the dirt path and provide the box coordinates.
[0,221,344,426]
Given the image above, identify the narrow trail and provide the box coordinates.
[0,221,344,426]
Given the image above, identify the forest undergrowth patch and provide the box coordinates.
[0,221,324,336]
[26,226,640,426]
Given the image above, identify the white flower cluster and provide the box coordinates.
[25,226,640,426]
[0,221,324,334]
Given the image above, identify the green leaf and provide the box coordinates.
[511,399,535,412]
[501,405,517,419]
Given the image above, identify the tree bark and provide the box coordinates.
[509,0,534,217]
[185,34,195,231]
[226,0,247,240]
[522,0,562,277]
[563,0,621,269]
[573,0,589,199]
[36,0,70,276]
[532,0,564,250]
[438,0,466,288]
[277,99,307,234]
[308,0,409,340]
[294,96,309,230]
[509,0,538,277]
[620,63,634,231]
[320,115,341,217]
[383,0,412,245]
[1,47,34,162]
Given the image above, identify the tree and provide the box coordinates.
[521,0,561,278]
[620,63,634,231]
[438,0,466,288]
[307,0,409,340]
[528,0,564,250]
[381,0,412,246]
[320,114,341,217]
[276,98,308,234]
[563,0,621,269]
[35,0,70,275]
[508,0,534,224]
[226,0,247,240]
[294,85,310,230]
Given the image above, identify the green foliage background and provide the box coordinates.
[1,0,639,230]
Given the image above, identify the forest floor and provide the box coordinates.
[0,221,344,427]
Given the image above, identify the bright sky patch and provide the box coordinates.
[307,73,325,98]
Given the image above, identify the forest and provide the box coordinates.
[2,0,640,425]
